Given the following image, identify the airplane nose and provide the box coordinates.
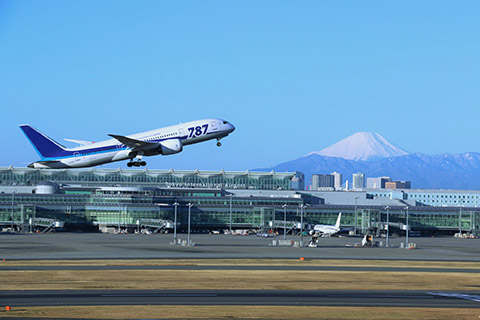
[228,123,236,133]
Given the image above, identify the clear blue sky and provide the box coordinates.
[1,1,479,170]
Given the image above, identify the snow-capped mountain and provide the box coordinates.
[307,132,409,161]
[254,133,480,190]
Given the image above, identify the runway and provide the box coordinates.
[2,233,480,318]
[3,289,480,308]
[2,264,480,273]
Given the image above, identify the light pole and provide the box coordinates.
[187,203,193,245]
[405,206,409,249]
[11,191,16,231]
[459,200,463,234]
[124,206,127,229]
[229,194,233,234]
[118,206,121,232]
[470,209,474,232]
[282,204,287,240]
[299,204,306,247]
[385,206,390,247]
[173,202,179,244]
[354,196,359,234]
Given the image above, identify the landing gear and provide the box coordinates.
[127,151,146,168]
[216,139,222,147]
[127,160,147,167]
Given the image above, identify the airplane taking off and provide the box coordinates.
[312,212,342,237]
[20,119,235,169]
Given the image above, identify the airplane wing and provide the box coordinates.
[108,134,158,149]
[64,139,94,146]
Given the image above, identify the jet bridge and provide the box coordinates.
[29,218,65,233]
[137,219,175,234]
[268,220,298,235]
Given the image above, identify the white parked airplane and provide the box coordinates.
[20,118,235,169]
[312,212,342,237]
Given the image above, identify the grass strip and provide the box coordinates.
[2,258,480,269]
[1,305,479,319]
[2,269,479,291]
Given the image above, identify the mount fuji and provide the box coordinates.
[255,132,480,190]
[307,132,409,161]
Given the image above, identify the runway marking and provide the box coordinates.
[428,292,480,302]
[327,294,434,299]
[101,294,218,298]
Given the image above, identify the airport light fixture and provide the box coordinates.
[282,204,287,240]
[299,204,307,247]
[11,191,16,231]
[229,194,233,234]
[118,206,121,232]
[123,206,128,229]
[385,206,390,247]
[354,196,359,234]
[187,203,193,246]
[173,202,179,244]
[459,199,464,234]
[470,209,474,232]
[405,206,409,249]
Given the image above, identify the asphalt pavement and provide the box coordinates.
[3,289,480,308]
[1,232,480,261]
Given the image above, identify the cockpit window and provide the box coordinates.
[223,121,228,124]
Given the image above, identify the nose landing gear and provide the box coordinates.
[216,138,222,147]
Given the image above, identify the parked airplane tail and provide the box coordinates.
[19,125,66,158]
[335,212,342,229]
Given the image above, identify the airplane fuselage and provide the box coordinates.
[313,225,340,236]
[312,212,342,237]
[22,118,235,169]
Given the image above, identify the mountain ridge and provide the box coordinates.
[254,152,480,190]
[254,132,480,190]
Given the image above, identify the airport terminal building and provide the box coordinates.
[0,167,478,234]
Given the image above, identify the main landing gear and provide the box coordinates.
[127,161,146,167]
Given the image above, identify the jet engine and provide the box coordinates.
[159,138,183,155]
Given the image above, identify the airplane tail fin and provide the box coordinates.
[335,212,342,229]
[19,125,66,158]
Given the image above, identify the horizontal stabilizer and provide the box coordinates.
[64,139,93,146]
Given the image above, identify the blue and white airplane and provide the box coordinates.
[20,119,235,169]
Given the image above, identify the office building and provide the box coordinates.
[311,174,335,190]
[352,172,365,190]
[332,172,342,190]
[367,177,392,189]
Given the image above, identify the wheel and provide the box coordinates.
[127,162,133,167]
[133,162,141,167]
[216,141,222,147]
[140,161,146,166]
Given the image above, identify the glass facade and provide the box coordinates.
[0,189,478,232]
[369,189,480,207]
[0,167,304,190]
[0,167,478,233]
